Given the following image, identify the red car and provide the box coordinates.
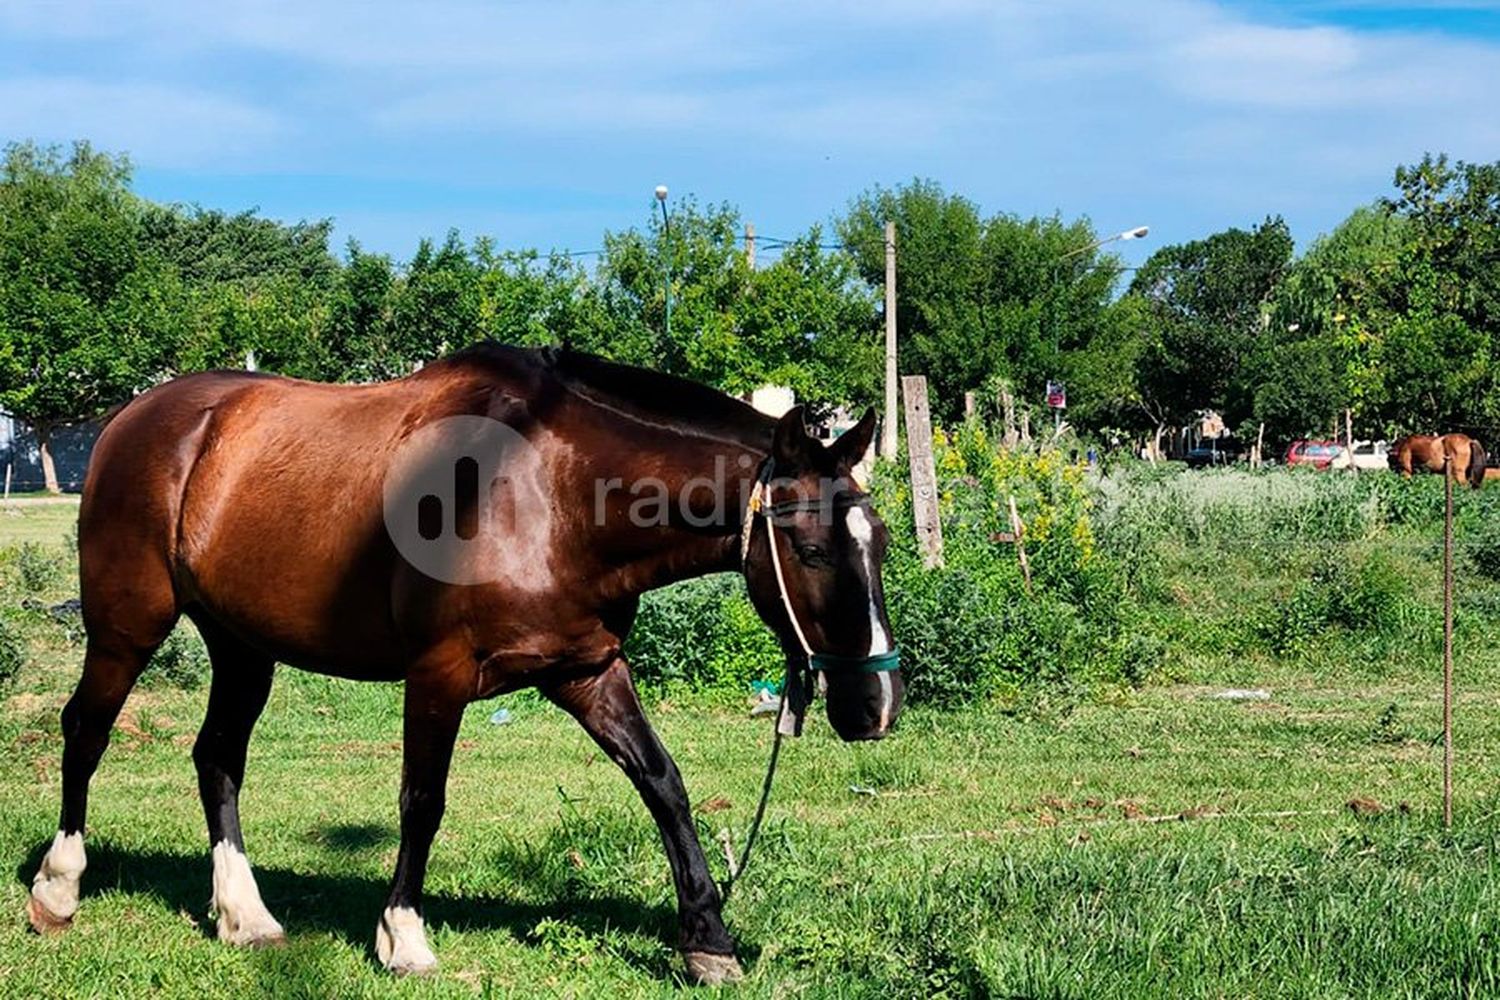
[1284,440,1345,469]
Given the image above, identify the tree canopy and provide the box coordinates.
[5,139,1500,490]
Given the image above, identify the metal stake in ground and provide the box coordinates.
[1444,453,1455,828]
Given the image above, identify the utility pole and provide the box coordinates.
[745,223,755,270]
[882,221,898,460]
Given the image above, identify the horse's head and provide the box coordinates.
[742,407,903,742]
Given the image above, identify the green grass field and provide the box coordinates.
[5,497,1500,997]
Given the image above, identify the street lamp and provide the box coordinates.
[1047,224,1150,434]
[655,185,671,344]
[1057,224,1150,261]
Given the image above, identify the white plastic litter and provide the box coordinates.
[1212,688,1271,701]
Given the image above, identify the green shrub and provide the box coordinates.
[625,574,782,695]
[1470,535,1500,582]
[0,616,22,690]
[142,622,210,690]
[15,542,65,594]
[1258,551,1426,656]
[874,430,1153,705]
[1370,473,1444,528]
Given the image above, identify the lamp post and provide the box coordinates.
[1048,225,1149,434]
[655,185,671,344]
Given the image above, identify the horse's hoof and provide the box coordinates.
[217,912,287,948]
[222,926,287,949]
[376,907,438,976]
[27,893,73,935]
[685,951,744,985]
[387,955,438,977]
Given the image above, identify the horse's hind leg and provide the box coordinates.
[28,635,161,932]
[192,619,283,947]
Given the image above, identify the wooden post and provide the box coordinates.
[1000,386,1017,447]
[2,461,10,502]
[881,221,899,460]
[1443,453,1455,828]
[963,391,976,420]
[901,375,944,568]
[1255,422,1265,468]
[1345,408,1355,473]
[1020,409,1031,444]
[1008,496,1033,595]
[745,223,755,270]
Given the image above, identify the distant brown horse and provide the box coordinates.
[1388,433,1488,489]
[26,344,904,983]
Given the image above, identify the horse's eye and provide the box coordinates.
[795,544,833,567]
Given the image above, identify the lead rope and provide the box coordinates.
[721,475,812,903]
[718,660,791,904]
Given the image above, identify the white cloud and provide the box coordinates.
[0,0,1496,251]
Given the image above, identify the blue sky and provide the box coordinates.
[2,1,1497,271]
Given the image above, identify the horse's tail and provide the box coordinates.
[1469,438,1488,489]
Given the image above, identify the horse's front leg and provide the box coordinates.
[545,657,742,985]
[376,670,466,975]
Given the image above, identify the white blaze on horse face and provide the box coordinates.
[377,905,438,975]
[844,507,892,656]
[211,841,285,946]
[31,830,86,922]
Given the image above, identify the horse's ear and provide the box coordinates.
[830,407,877,471]
[772,406,813,470]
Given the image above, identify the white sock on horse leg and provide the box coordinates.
[376,906,437,974]
[211,840,285,945]
[31,830,86,923]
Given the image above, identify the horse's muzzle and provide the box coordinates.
[818,656,905,741]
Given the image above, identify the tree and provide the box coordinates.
[1377,155,1500,434]
[838,179,1122,422]
[575,201,879,410]
[1059,294,1155,432]
[1264,157,1500,440]
[735,228,880,408]
[0,141,183,491]
[1256,206,1404,441]
[1127,218,1294,434]
[140,205,338,291]
[325,242,398,381]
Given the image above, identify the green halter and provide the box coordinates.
[810,649,901,674]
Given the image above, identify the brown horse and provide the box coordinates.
[1388,433,1488,489]
[25,344,903,983]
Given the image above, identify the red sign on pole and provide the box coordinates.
[1046,381,1066,409]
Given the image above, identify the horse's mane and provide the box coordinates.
[445,342,775,448]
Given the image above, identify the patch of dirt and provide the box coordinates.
[5,692,51,717]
